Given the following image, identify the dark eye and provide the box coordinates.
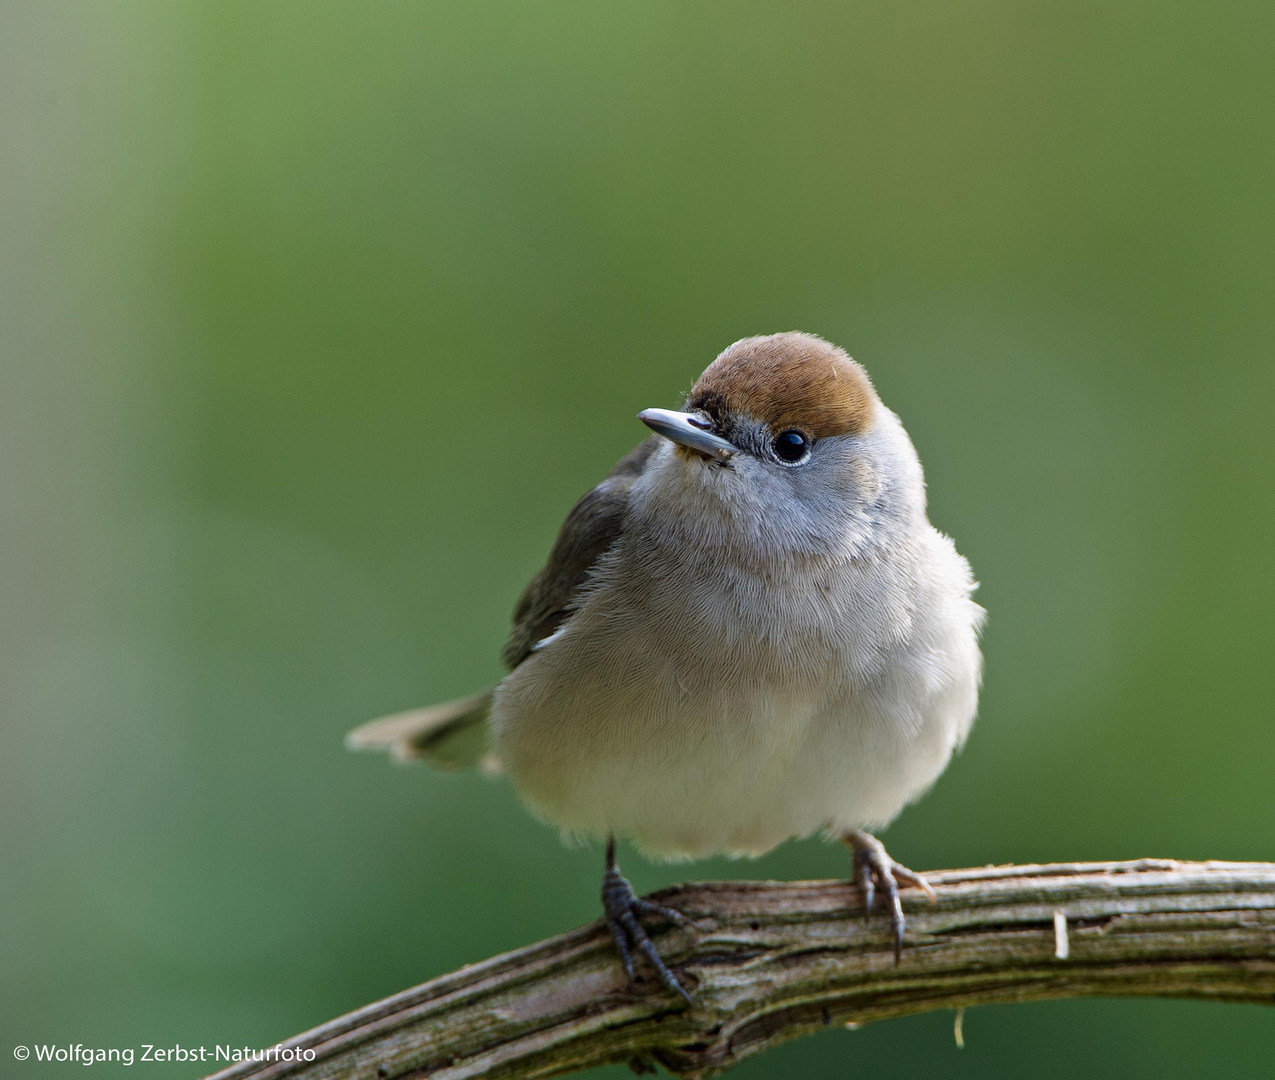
[772,429,810,463]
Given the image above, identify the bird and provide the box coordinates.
[347,331,984,1002]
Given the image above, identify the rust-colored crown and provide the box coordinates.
[687,332,877,439]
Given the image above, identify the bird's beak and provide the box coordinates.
[638,408,736,462]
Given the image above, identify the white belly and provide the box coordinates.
[491,528,982,861]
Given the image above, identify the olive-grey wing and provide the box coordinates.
[344,436,658,771]
[501,436,656,668]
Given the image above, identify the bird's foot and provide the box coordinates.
[602,838,695,1004]
[842,829,937,963]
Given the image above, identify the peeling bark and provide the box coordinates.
[201,860,1275,1080]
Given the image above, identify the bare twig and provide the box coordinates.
[202,860,1275,1080]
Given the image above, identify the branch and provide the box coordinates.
[203,860,1275,1080]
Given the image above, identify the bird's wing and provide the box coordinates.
[501,435,658,668]
[345,436,659,770]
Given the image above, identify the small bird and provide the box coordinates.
[348,332,983,1001]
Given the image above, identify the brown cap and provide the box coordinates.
[687,332,877,439]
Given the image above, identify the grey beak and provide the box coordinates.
[638,408,736,462]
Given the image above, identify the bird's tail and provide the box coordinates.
[345,688,498,772]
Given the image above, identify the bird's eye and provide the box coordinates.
[772,429,811,463]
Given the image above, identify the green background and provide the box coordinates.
[3,2,1273,1077]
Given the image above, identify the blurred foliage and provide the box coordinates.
[2,2,1273,1077]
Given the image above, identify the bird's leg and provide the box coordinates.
[842,829,938,963]
[601,837,695,1004]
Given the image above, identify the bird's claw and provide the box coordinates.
[843,830,936,963]
[602,841,694,1004]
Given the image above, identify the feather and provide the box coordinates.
[345,690,496,770]
[345,435,659,772]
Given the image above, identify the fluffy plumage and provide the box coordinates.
[350,331,983,866]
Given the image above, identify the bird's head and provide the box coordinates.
[637,332,926,559]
